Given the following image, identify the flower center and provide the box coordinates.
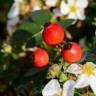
[81,63,95,75]
[69,4,77,13]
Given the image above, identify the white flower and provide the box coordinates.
[8,0,23,19]
[66,62,96,93]
[59,0,88,20]
[7,0,23,34]
[7,0,25,34]
[45,0,58,7]
[42,79,75,96]
[7,16,20,35]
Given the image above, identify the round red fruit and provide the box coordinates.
[61,42,82,63]
[33,49,49,68]
[43,23,64,46]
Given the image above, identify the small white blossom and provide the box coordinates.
[66,62,96,94]
[54,0,88,20]
[42,79,75,96]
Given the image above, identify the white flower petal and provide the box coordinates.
[53,8,63,17]
[7,16,19,34]
[67,13,77,20]
[7,25,13,35]
[45,0,57,7]
[7,16,19,26]
[68,0,75,5]
[89,62,96,67]
[76,9,85,20]
[93,69,96,76]
[66,64,81,75]
[42,79,61,96]
[32,6,41,11]
[60,0,70,15]
[63,80,75,96]
[8,3,19,19]
[75,74,89,88]
[76,0,88,8]
[89,75,96,93]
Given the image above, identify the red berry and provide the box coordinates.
[33,49,49,68]
[43,23,64,46]
[61,42,82,63]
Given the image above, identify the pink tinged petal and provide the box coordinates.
[68,0,76,5]
[75,74,89,88]
[66,64,82,75]
[53,8,63,17]
[45,0,57,7]
[42,79,61,96]
[67,13,77,20]
[63,80,75,96]
[8,3,19,19]
[60,0,70,15]
[76,0,88,8]
[89,75,96,93]
[76,9,85,20]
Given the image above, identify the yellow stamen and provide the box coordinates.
[69,4,77,13]
[81,62,95,75]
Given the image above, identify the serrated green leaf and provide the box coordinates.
[59,19,74,28]
[31,10,51,25]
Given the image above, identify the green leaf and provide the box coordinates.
[74,89,82,96]
[89,93,96,96]
[16,67,48,94]
[59,72,67,82]
[31,10,51,25]
[59,19,74,28]
[26,38,36,48]
[18,22,42,35]
[54,52,62,62]
[26,32,43,48]
[35,33,43,45]
[11,22,43,51]
[10,30,32,52]
[11,30,32,45]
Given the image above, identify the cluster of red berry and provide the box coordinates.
[33,24,82,68]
